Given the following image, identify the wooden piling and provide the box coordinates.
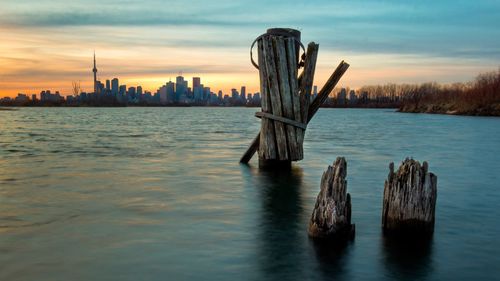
[239,60,350,164]
[308,157,355,240]
[382,158,437,235]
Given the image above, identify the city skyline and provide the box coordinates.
[0,52,265,107]
[1,1,500,97]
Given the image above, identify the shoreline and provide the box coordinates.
[398,105,500,117]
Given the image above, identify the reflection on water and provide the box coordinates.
[310,238,353,281]
[381,235,433,280]
[255,166,305,280]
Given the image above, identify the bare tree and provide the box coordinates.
[72,81,81,96]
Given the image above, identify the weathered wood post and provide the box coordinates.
[253,28,305,167]
[240,28,349,165]
[382,158,437,235]
[308,157,355,240]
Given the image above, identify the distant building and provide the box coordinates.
[158,85,167,104]
[93,52,98,94]
[40,90,63,103]
[312,85,318,101]
[349,90,357,105]
[192,77,201,89]
[111,78,119,96]
[15,93,29,103]
[119,85,126,97]
[240,86,246,101]
[231,88,239,100]
[176,76,187,102]
[252,92,261,105]
[203,87,211,101]
[166,81,175,103]
[128,87,136,100]
[137,86,143,98]
[193,86,203,101]
[360,91,369,103]
[337,88,347,105]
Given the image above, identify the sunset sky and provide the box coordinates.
[1,0,499,97]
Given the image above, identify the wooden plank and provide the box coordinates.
[274,36,298,160]
[263,35,288,160]
[308,61,350,121]
[297,43,319,159]
[240,132,260,163]
[285,37,302,161]
[300,42,319,123]
[297,42,319,160]
[239,60,349,163]
[257,38,277,160]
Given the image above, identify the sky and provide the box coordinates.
[0,0,499,97]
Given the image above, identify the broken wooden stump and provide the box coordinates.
[308,157,355,240]
[382,158,437,235]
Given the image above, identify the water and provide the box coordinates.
[1,107,499,281]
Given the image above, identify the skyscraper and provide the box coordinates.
[192,77,201,89]
[337,88,347,105]
[166,81,175,103]
[119,85,126,97]
[93,51,98,94]
[106,79,110,91]
[192,77,202,101]
[240,86,246,100]
[128,87,136,98]
[111,78,119,96]
[175,76,186,102]
[158,85,167,104]
[231,88,239,100]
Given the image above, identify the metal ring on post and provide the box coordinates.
[250,34,305,70]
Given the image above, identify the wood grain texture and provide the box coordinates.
[297,42,319,159]
[263,36,288,160]
[382,158,437,234]
[257,38,277,160]
[274,36,299,160]
[308,61,349,122]
[308,157,355,239]
[285,37,303,161]
[239,60,349,163]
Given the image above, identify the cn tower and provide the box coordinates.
[93,51,98,94]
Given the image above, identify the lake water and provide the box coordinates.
[1,107,499,281]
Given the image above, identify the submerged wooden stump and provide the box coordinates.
[382,158,437,234]
[308,157,355,239]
